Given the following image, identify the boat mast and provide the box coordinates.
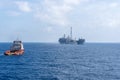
[64,34,66,38]
[70,27,72,39]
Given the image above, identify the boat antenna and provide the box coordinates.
[16,35,19,41]
[70,27,72,39]
[64,34,65,38]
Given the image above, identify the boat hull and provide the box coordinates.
[4,50,24,56]
[59,38,85,45]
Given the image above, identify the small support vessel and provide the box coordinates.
[4,40,24,55]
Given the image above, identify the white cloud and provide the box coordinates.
[46,27,53,32]
[102,18,120,28]
[0,3,2,7]
[6,0,120,28]
[7,11,21,16]
[109,2,118,8]
[108,19,120,27]
[79,1,120,29]
[64,0,80,5]
[15,1,31,12]
[34,0,81,26]
[0,2,2,7]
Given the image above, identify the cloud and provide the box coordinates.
[109,2,118,8]
[34,0,81,26]
[100,17,120,28]
[78,1,120,29]
[64,0,80,5]
[7,11,21,16]
[46,27,53,32]
[0,2,3,8]
[3,0,120,29]
[15,1,32,12]
[108,19,120,27]
[0,2,2,7]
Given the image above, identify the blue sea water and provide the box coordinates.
[0,43,120,80]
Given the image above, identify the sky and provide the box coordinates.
[0,0,120,43]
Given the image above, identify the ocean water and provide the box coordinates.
[0,43,120,80]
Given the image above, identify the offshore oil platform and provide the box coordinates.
[58,27,85,45]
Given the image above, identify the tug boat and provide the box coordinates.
[4,40,24,55]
